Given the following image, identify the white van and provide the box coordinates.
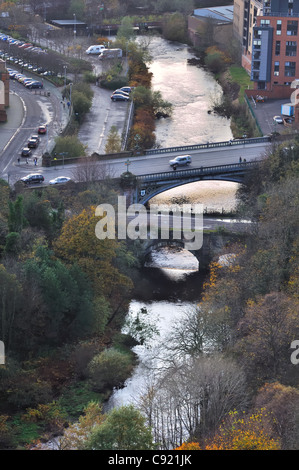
[98,48,123,59]
[86,45,105,55]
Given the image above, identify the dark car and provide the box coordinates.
[111,93,129,102]
[25,81,43,89]
[27,138,38,148]
[20,173,44,185]
[21,147,31,157]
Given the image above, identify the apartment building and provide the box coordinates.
[233,0,263,72]
[234,1,299,97]
[251,0,299,94]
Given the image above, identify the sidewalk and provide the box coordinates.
[0,92,24,152]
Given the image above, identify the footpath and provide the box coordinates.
[0,92,24,153]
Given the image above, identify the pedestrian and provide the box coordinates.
[243,158,246,163]
[239,157,242,163]
[34,158,37,166]
[17,157,20,164]
[26,158,28,164]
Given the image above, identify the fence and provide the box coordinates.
[144,136,270,156]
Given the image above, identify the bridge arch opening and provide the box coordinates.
[147,180,241,215]
[144,243,199,278]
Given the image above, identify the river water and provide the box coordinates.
[107,37,237,426]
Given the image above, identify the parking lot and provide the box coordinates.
[249,97,294,136]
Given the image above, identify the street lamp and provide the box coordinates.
[73,14,77,38]
[63,65,67,90]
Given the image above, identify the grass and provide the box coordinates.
[228,65,253,103]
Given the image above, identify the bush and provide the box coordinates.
[54,135,86,159]
[88,347,134,392]
[100,77,128,90]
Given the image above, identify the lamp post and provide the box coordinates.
[63,65,67,90]
[73,14,77,39]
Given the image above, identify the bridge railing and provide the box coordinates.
[136,160,261,183]
[145,137,270,156]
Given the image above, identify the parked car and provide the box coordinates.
[20,173,44,185]
[119,86,133,94]
[112,89,130,97]
[273,115,283,124]
[21,147,31,157]
[111,93,130,102]
[49,176,71,185]
[25,81,43,89]
[38,125,47,134]
[169,155,192,169]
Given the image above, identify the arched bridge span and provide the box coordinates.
[134,160,260,205]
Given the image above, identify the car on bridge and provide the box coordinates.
[169,155,192,170]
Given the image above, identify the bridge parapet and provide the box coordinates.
[145,137,270,156]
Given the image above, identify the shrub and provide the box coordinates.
[88,347,134,392]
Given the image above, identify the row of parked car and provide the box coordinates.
[7,67,43,89]
[0,32,45,54]
[110,86,133,102]
[0,32,55,77]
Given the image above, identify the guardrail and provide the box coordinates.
[144,136,270,155]
[136,160,261,183]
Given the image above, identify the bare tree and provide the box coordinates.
[138,354,248,449]
[71,156,115,184]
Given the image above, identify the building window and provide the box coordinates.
[286,41,297,56]
[287,21,298,36]
[275,41,281,55]
[285,61,296,77]
[276,20,282,36]
[274,62,280,76]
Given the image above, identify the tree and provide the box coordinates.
[105,126,122,154]
[235,292,299,385]
[72,90,92,123]
[117,16,135,41]
[205,409,280,450]
[8,195,27,233]
[0,264,22,352]
[255,382,299,450]
[162,12,187,43]
[84,405,156,450]
[58,402,105,450]
[138,355,248,448]
[54,135,86,159]
[53,206,133,324]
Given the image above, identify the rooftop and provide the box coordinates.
[51,19,86,26]
[193,5,234,24]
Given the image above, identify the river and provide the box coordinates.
[106,37,237,431]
